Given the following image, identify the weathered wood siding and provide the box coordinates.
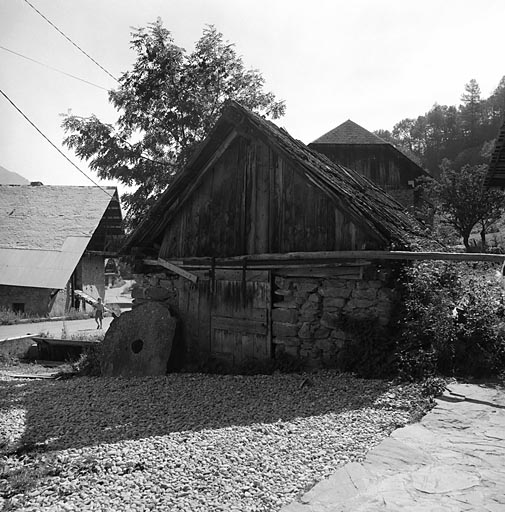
[159,136,379,259]
[168,269,271,365]
[309,144,423,190]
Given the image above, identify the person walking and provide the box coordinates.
[94,297,105,329]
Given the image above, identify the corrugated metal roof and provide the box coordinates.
[0,185,120,289]
[0,237,89,289]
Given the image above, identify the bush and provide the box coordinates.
[72,344,103,376]
[0,307,31,325]
[396,261,505,380]
[336,316,397,379]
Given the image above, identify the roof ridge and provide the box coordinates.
[312,119,387,145]
[125,101,426,251]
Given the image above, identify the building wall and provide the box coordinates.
[0,285,52,316]
[159,136,382,259]
[310,143,425,208]
[130,263,397,369]
[48,285,70,316]
[271,269,395,366]
[0,283,72,317]
[79,253,105,301]
[0,254,105,317]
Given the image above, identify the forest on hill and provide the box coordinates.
[376,76,505,177]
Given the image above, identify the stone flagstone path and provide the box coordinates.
[282,383,505,512]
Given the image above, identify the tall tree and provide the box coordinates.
[62,20,285,227]
[460,79,482,142]
[427,163,505,250]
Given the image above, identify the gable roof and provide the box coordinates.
[312,119,387,145]
[124,101,426,253]
[0,185,122,289]
[485,119,505,187]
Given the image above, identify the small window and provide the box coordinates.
[12,303,25,314]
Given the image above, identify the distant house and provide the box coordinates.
[485,120,505,187]
[309,120,430,207]
[104,258,121,287]
[0,184,123,317]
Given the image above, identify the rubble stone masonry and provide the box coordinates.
[131,264,397,368]
[271,271,396,366]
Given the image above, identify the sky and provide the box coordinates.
[0,0,503,192]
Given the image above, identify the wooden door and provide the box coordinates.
[210,269,272,366]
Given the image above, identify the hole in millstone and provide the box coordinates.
[131,339,144,354]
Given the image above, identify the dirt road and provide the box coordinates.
[0,316,114,341]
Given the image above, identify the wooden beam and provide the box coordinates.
[144,258,199,283]
[163,250,505,266]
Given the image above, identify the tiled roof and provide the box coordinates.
[312,120,387,145]
[0,185,117,250]
[125,102,427,252]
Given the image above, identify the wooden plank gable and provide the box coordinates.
[158,133,380,260]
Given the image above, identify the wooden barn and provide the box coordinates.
[123,102,426,369]
[0,185,123,317]
[309,120,429,208]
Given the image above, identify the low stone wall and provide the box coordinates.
[272,270,396,366]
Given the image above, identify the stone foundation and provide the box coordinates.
[130,264,397,369]
[271,271,395,366]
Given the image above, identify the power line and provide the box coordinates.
[22,0,118,83]
[0,45,110,91]
[0,87,117,202]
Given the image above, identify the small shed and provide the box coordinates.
[309,120,429,208]
[0,185,123,316]
[124,102,425,368]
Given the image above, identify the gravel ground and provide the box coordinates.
[0,364,435,512]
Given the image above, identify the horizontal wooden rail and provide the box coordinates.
[163,250,505,268]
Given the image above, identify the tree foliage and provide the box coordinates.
[378,76,505,178]
[425,162,505,250]
[62,20,285,227]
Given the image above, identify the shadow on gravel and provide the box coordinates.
[3,373,398,453]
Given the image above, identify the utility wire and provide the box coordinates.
[0,87,117,202]
[0,45,109,91]
[22,0,118,83]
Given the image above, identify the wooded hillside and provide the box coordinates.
[376,76,505,177]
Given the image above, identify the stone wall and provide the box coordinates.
[271,269,396,366]
[131,272,178,307]
[130,264,398,369]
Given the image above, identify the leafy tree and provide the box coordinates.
[427,162,505,250]
[62,20,285,227]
